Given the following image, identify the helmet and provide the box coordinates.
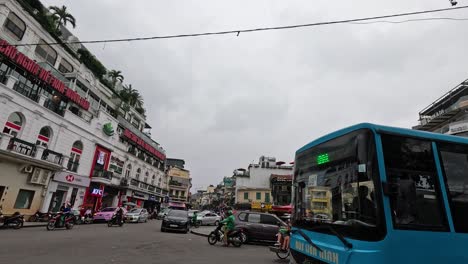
[228,210,233,215]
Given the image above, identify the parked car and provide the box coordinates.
[161,209,189,233]
[93,207,127,222]
[126,208,149,223]
[197,212,221,226]
[234,212,285,243]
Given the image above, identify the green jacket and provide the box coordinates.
[220,215,235,230]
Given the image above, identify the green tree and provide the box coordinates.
[108,70,124,89]
[120,84,145,115]
[49,5,76,30]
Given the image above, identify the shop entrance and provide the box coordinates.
[49,189,67,212]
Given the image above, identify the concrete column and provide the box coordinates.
[61,155,70,170]
[41,181,58,212]
[35,145,46,160]
[0,132,13,150]
[5,75,18,89]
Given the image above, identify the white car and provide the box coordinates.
[197,212,221,226]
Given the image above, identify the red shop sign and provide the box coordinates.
[123,129,166,160]
[0,40,90,110]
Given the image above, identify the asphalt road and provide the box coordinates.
[0,220,289,264]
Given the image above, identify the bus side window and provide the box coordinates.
[382,135,448,231]
[438,143,468,233]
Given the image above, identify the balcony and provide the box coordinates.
[44,98,65,116]
[130,179,139,187]
[7,137,36,157]
[41,149,64,165]
[148,185,156,193]
[92,169,113,181]
[120,178,129,187]
[67,160,79,172]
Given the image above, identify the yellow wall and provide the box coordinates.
[168,167,190,179]
[236,189,272,204]
[0,162,46,216]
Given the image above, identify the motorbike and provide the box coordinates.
[0,208,24,229]
[190,217,201,228]
[107,214,124,227]
[207,223,243,247]
[269,245,290,260]
[82,213,93,224]
[28,211,51,222]
[46,212,75,230]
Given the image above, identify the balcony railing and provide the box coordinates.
[7,137,36,157]
[44,98,65,116]
[92,169,113,181]
[41,149,64,165]
[67,160,79,172]
[13,82,40,102]
[120,178,129,186]
[130,179,139,187]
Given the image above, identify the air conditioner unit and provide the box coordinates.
[30,168,51,186]
[22,165,34,173]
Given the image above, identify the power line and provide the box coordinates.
[350,17,468,24]
[10,5,468,47]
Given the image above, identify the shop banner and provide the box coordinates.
[54,172,90,187]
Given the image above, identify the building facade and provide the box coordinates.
[0,0,171,216]
[234,156,293,210]
[413,79,468,136]
[167,166,191,203]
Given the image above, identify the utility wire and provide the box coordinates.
[350,17,468,24]
[9,5,468,47]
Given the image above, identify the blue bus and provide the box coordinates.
[291,123,468,264]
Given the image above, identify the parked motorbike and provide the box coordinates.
[46,212,74,230]
[107,214,124,227]
[207,223,243,247]
[0,208,24,229]
[82,214,93,224]
[28,211,51,222]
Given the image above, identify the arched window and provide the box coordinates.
[35,39,57,66]
[36,126,52,147]
[3,12,26,40]
[144,171,149,183]
[136,168,141,180]
[3,112,23,137]
[151,174,156,185]
[125,164,132,178]
[67,141,83,172]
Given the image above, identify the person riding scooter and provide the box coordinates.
[220,210,235,247]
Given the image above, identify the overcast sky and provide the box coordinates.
[42,0,468,192]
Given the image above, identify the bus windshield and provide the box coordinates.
[293,129,384,241]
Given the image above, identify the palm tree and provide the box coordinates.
[108,70,124,89]
[120,84,144,114]
[49,5,76,30]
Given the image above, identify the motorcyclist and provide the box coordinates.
[60,203,71,226]
[191,211,198,226]
[115,206,124,224]
[220,210,235,247]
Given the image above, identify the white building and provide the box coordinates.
[235,156,293,205]
[0,0,169,216]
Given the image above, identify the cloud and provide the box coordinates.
[42,0,468,190]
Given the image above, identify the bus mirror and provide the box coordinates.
[382,180,399,196]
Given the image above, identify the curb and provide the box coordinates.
[190,230,209,237]
[22,224,47,228]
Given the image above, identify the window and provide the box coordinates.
[265,193,270,203]
[247,213,261,223]
[382,135,448,231]
[151,174,155,185]
[144,171,149,183]
[67,141,83,172]
[3,112,23,137]
[35,39,57,66]
[14,189,35,209]
[294,129,383,241]
[3,12,26,40]
[256,192,261,200]
[58,58,73,73]
[136,168,141,180]
[125,164,132,178]
[238,212,247,221]
[244,192,249,200]
[438,142,468,233]
[261,214,278,225]
[36,126,52,147]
